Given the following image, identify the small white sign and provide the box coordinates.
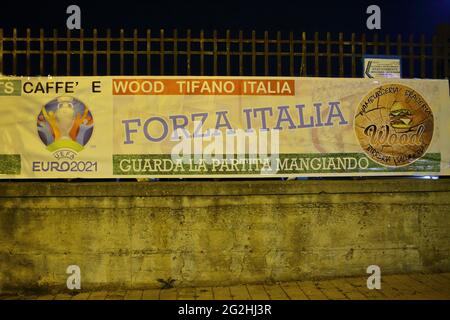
[363,55,401,79]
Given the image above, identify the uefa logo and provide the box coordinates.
[37,96,94,156]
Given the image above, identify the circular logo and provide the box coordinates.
[37,96,94,153]
[354,84,433,167]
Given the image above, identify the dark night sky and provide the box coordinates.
[0,0,448,35]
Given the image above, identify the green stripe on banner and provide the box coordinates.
[0,154,21,174]
[0,80,22,96]
[112,153,440,175]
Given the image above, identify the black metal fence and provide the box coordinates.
[0,26,448,78]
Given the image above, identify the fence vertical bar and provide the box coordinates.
[53,29,58,76]
[314,32,319,77]
[93,29,98,76]
[80,29,84,76]
[361,33,367,77]
[120,29,124,75]
[200,30,205,76]
[226,30,231,76]
[373,33,379,55]
[106,29,111,75]
[276,31,282,76]
[409,34,414,78]
[338,32,344,77]
[396,34,402,61]
[173,29,178,75]
[12,28,17,75]
[351,33,356,77]
[39,29,44,75]
[26,28,31,76]
[264,31,269,76]
[361,33,367,56]
[251,30,256,76]
[289,31,294,76]
[326,32,331,77]
[187,29,191,76]
[301,32,307,76]
[66,29,71,75]
[420,34,426,78]
[160,29,165,75]
[133,29,138,75]
[432,35,437,79]
[385,34,390,55]
[444,27,449,78]
[213,30,218,76]
[0,29,3,75]
[239,30,244,76]
[146,29,151,75]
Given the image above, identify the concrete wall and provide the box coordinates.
[0,179,449,293]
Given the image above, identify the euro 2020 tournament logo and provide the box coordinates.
[37,97,94,158]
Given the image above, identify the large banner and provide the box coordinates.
[0,76,449,178]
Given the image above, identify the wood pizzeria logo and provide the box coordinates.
[354,84,434,167]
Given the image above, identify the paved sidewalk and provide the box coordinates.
[1,273,450,300]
